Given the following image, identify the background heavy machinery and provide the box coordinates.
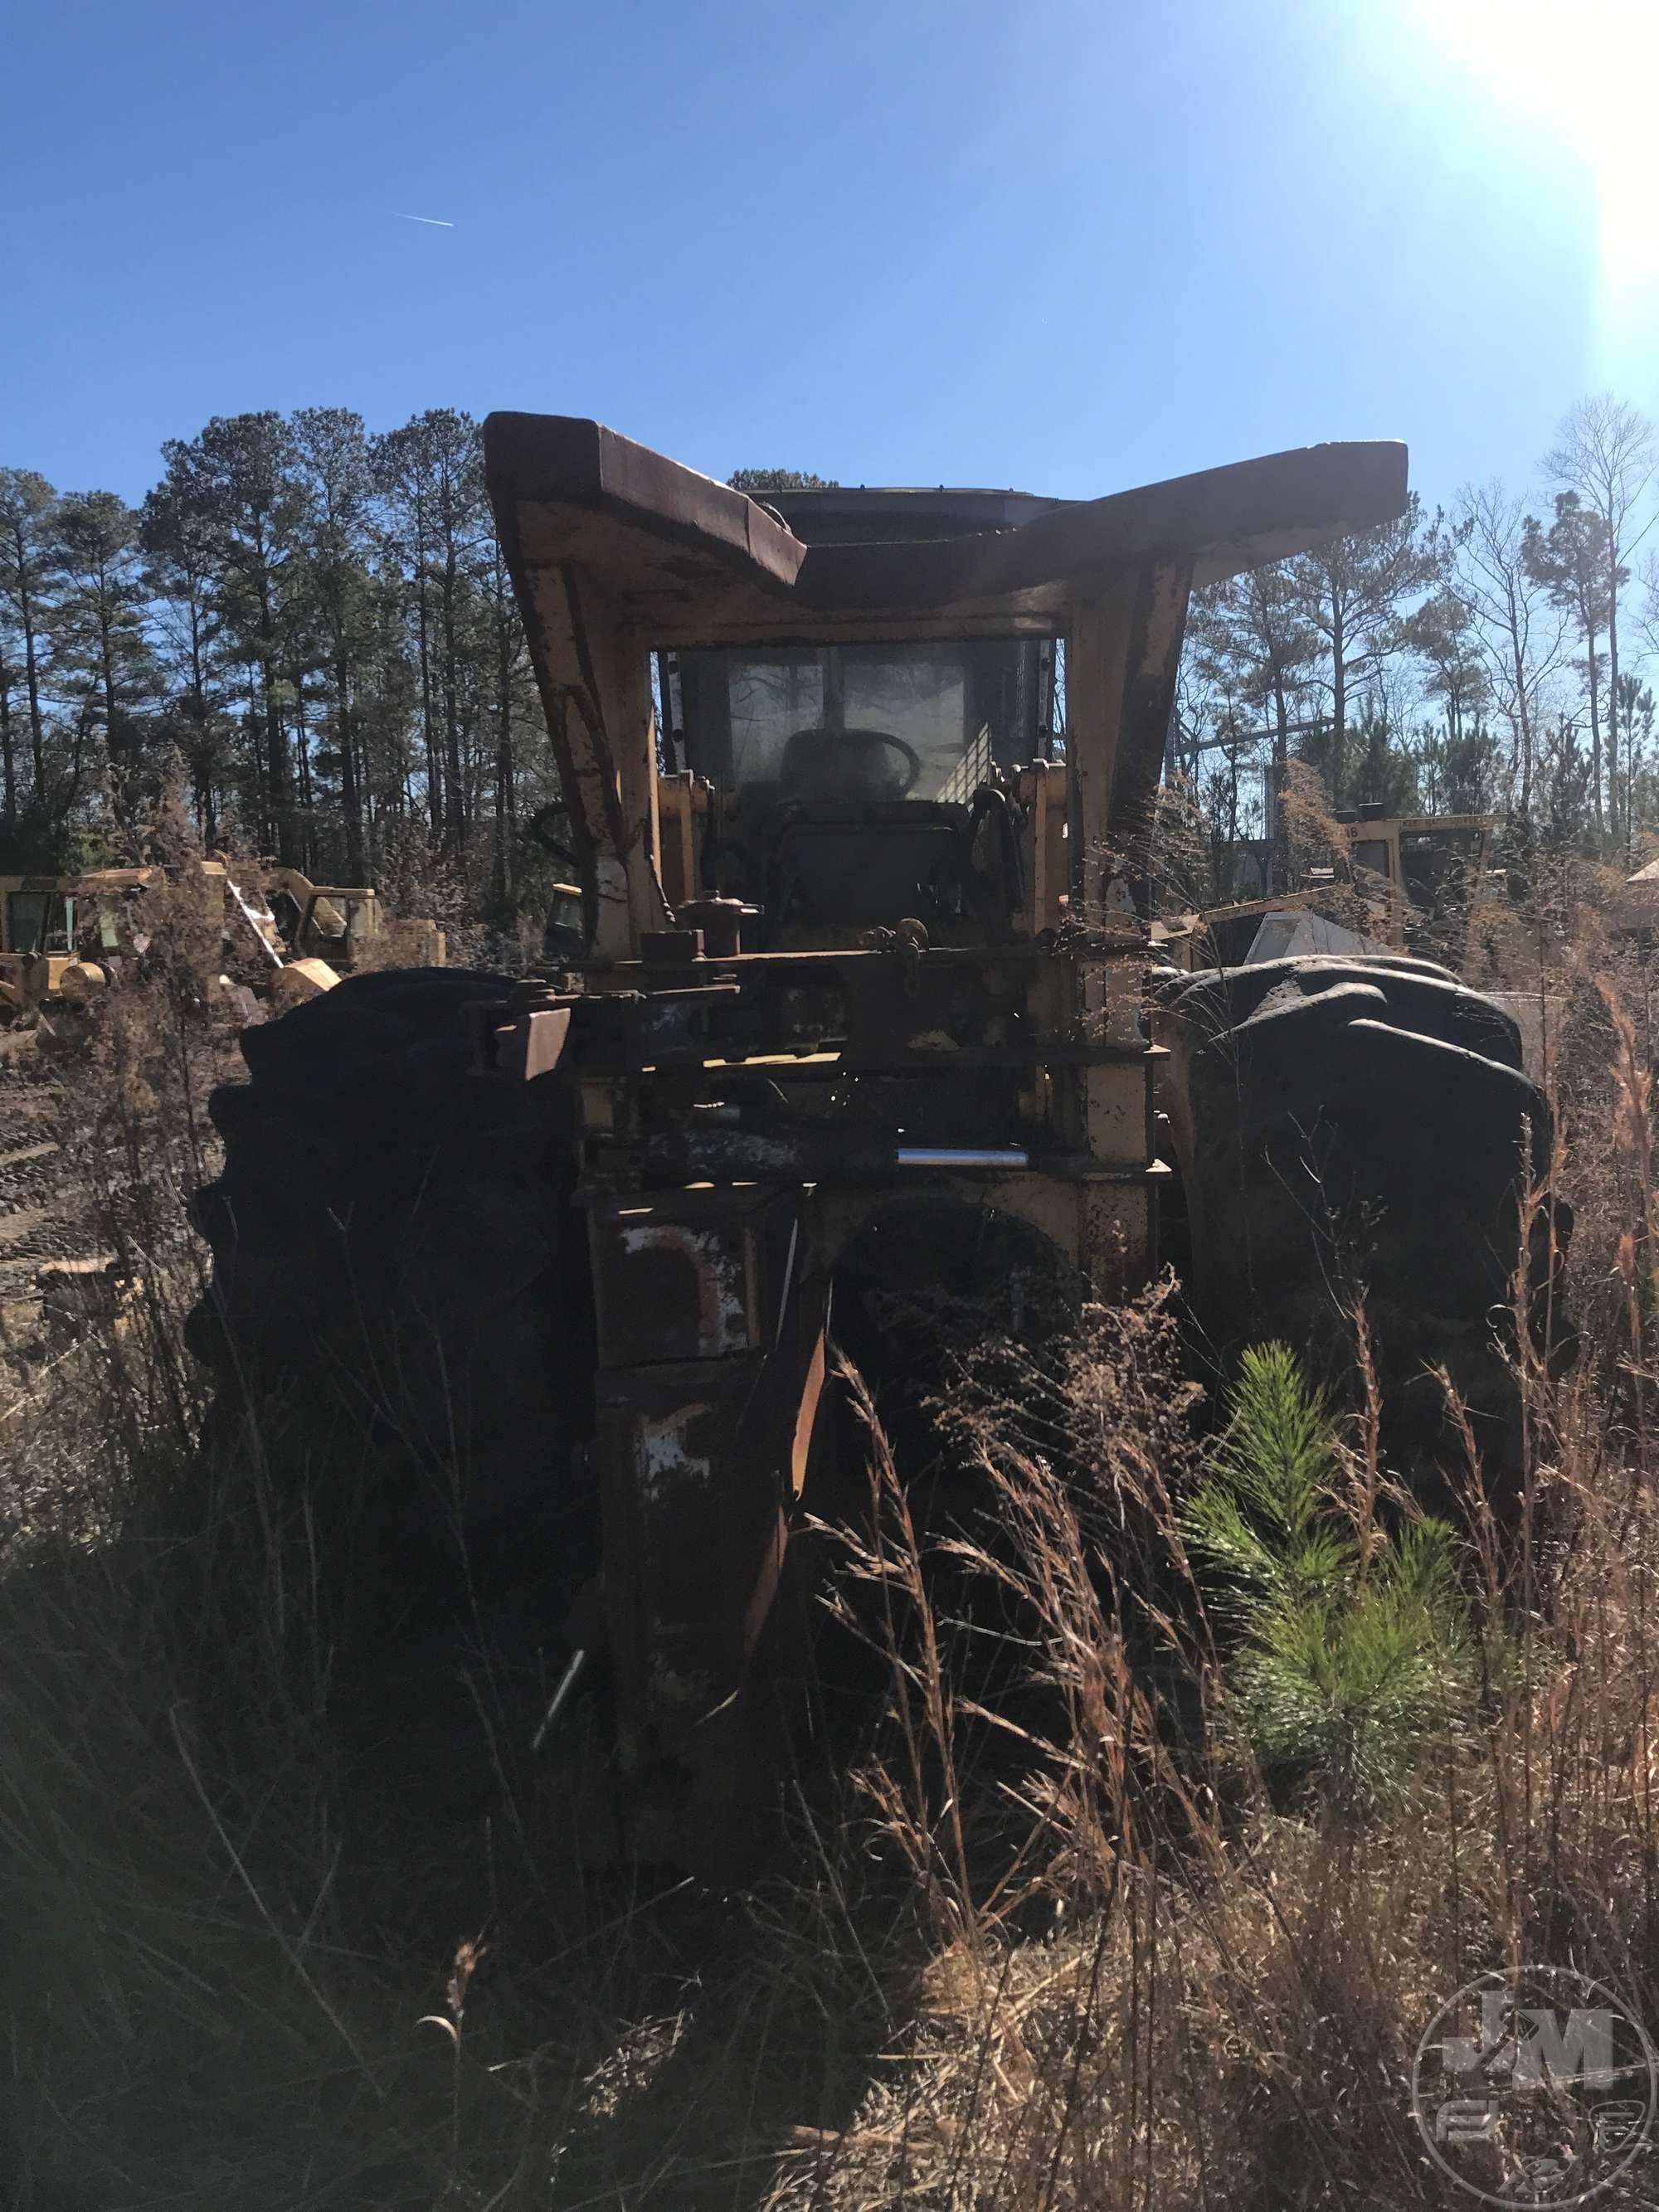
[0,861,445,1022]
[255,866,447,978]
[1163,809,1503,971]
[191,416,1566,1867]
[1340,807,1499,933]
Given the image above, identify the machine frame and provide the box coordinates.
[474,416,1408,1858]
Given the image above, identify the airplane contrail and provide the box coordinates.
[393,212,455,228]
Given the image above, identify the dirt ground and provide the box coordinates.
[0,1028,132,1395]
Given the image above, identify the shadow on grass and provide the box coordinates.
[0,1344,918,2212]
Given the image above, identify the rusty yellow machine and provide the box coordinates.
[1164,810,1502,971]
[255,867,446,977]
[0,873,91,1018]
[1340,809,1497,917]
[191,416,1565,1866]
[0,862,444,1022]
[0,864,247,1018]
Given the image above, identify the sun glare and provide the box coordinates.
[1417,0,1659,298]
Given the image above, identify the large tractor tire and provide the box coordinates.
[187,969,593,1648]
[1155,954,1573,1495]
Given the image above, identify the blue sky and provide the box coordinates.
[5,0,1652,514]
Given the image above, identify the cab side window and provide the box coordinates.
[7,892,49,955]
[5,893,74,953]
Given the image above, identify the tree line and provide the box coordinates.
[2,394,1655,924]
[0,408,557,919]
[1176,392,1657,888]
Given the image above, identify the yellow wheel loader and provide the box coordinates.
[189,416,1569,1868]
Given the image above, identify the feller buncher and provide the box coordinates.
[0,863,444,1022]
[190,416,1569,1866]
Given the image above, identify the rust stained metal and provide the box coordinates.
[1109,557,1195,890]
[1065,558,1193,925]
[489,540,667,960]
[790,443,1403,609]
[598,1369,753,1762]
[483,416,1408,942]
[524,570,628,955]
[619,1223,751,1356]
[482,415,808,595]
[484,415,1405,630]
[587,1197,762,1369]
[591,1211,829,1862]
[470,411,1415,1869]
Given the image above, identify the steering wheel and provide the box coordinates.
[778,726,922,801]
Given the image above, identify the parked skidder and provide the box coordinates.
[192,416,1565,1865]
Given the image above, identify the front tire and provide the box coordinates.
[1155,954,1573,1491]
[187,970,593,1640]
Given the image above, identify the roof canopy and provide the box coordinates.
[484,412,1408,644]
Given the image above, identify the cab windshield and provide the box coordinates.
[674,641,1049,804]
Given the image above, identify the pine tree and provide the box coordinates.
[0,469,58,806]
[51,490,158,821]
[372,410,489,855]
[292,408,376,881]
[157,415,307,861]
[1185,1343,1474,1816]
[1408,586,1488,753]
[1545,398,1656,853]
[1288,498,1437,809]
[1187,565,1320,884]
[140,475,232,843]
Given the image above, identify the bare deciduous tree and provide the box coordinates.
[1545,394,1656,850]
[1451,479,1567,816]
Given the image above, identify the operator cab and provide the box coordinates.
[666,489,1061,949]
[670,639,1056,946]
[270,883,374,965]
[5,889,75,957]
